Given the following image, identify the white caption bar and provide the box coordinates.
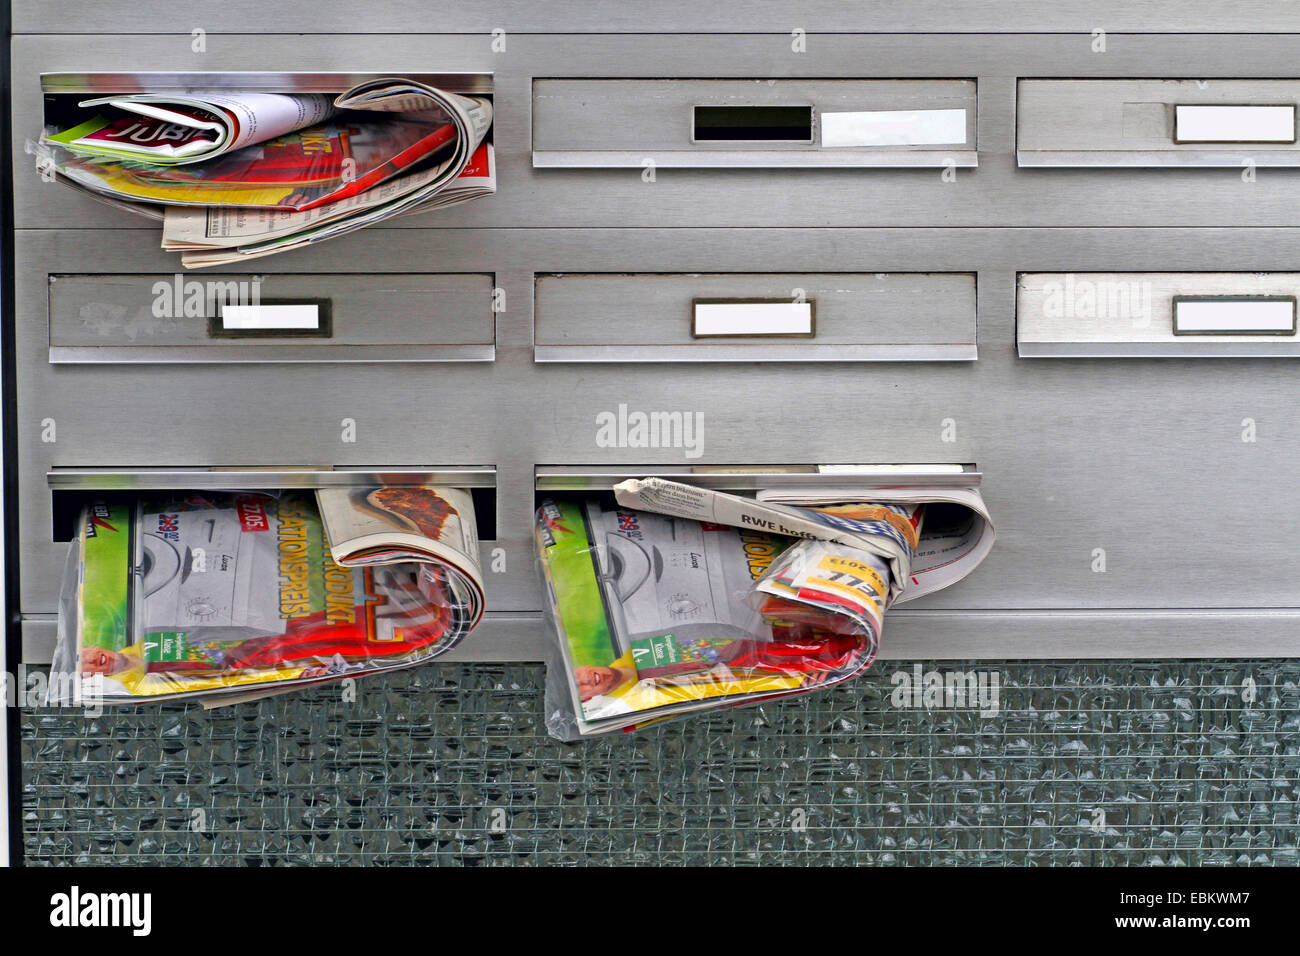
[221,304,321,330]
[1175,105,1295,143]
[693,301,813,337]
[1174,299,1296,334]
[821,108,966,147]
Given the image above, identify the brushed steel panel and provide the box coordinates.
[9,16,1300,664]
[536,464,980,491]
[15,3,1300,35]
[1018,272,1300,356]
[13,228,1300,630]
[533,79,977,167]
[49,273,496,363]
[26,35,1300,229]
[1018,79,1300,166]
[531,148,979,168]
[534,272,977,362]
[47,465,498,490]
[536,343,976,363]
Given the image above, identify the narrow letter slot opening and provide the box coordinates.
[50,469,499,543]
[1172,297,1297,336]
[1174,105,1296,144]
[692,299,815,338]
[692,105,813,142]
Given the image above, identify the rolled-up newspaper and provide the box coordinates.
[199,483,486,710]
[43,92,336,164]
[756,483,995,603]
[32,77,495,267]
[612,476,995,604]
[169,79,494,267]
[315,483,485,632]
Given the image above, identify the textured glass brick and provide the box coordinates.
[17,660,1300,866]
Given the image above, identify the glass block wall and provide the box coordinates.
[18,660,1300,865]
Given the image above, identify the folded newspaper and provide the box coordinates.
[615,477,995,605]
[48,489,483,708]
[537,478,994,739]
[316,482,483,625]
[34,78,494,267]
[160,141,494,267]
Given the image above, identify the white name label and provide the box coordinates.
[817,463,966,475]
[1175,105,1295,143]
[1174,298,1296,334]
[693,301,813,337]
[821,108,967,147]
[221,304,320,330]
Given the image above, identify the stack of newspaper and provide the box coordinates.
[35,78,494,267]
[536,478,995,739]
[48,483,484,708]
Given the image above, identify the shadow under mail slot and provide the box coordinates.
[32,77,495,268]
[536,476,994,740]
[47,483,485,709]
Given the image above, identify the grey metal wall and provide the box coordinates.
[13,34,1300,659]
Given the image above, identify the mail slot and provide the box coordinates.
[45,465,499,541]
[25,70,494,232]
[48,273,496,363]
[21,466,500,666]
[1017,273,1300,357]
[25,465,497,599]
[533,79,977,168]
[536,463,980,492]
[534,463,994,644]
[1017,79,1300,166]
[534,273,977,362]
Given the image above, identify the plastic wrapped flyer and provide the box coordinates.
[536,497,881,739]
[48,491,478,706]
[538,479,995,740]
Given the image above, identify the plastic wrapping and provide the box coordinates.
[48,491,476,706]
[537,497,882,740]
